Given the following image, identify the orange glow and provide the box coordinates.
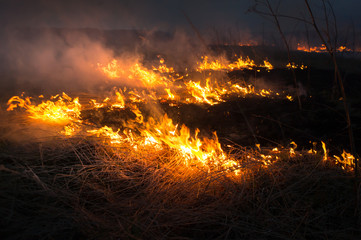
[97,59,123,79]
[97,59,172,88]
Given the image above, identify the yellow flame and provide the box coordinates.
[321,141,327,161]
[165,88,175,100]
[7,93,81,124]
[334,151,355,170]
[196,56,273,72]
[96,57,291,105]
[185,78,226,105]
[286,62,307,70]
[297,43,352,53]
[289,141,297,157]
[86,111,241,174]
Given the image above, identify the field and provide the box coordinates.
[1,29,361,239]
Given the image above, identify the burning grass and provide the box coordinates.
[0,127,359,239]
[1,52,361,239]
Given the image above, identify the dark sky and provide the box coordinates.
[0,0,360,33]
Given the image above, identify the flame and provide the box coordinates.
[286,95,293,101]
[88,126,124,145]
[321,141,328,161]
[61,123,81,136]
[296,43,352,53]
[227,57,256,70]
[7,88,356,175]
[289,141,297,157]
[196,56,273,72]
[262,60,273,70]
[6,51,358,178]
[129,63,170,87]
[165,88,176,100]
[153,58,175,74]
[333,151,357,170]
[95,57,291,106]
[286,62,307,70]
[112,90,126,108]
[97,59,123,79]
[185,78,226,105]
[97,59,172,88]
[7,93,81,124]
[87,111,241,174]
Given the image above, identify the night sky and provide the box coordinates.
[0,0,360,33]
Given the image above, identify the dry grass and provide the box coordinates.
[1,122,360,240]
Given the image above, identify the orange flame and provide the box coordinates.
[196,56,273,72]
[7,93,81,125]
[296,43,352,53]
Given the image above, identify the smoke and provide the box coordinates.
[0,24,216,96]
[140,29,207,69]
[0,28,118,95]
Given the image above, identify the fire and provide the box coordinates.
[286,62,307,70]
[86,108,241,173]
[5,51,358,180]
[262,60,273,70]
[88,89,128,110]
[88,126,124,145]
[112,90,126,108]
[289,141,297,157]
[165,88,176,100]
[97,59,123,79]
[6,88,357,175]
[196,56,273,72]
[321,141,328,161]
[153,58,175,74]
[96,57,288,106]
[61,123,81,136]
[142,114,232,168]
[196,56,227,71]
[97,59,172,88]
[7,92,81,124]
[129,63,171,87]
[334,150,355,170]
[296,43,352,53]
[185,78,225,105]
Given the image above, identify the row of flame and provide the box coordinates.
[6,56,356,175]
